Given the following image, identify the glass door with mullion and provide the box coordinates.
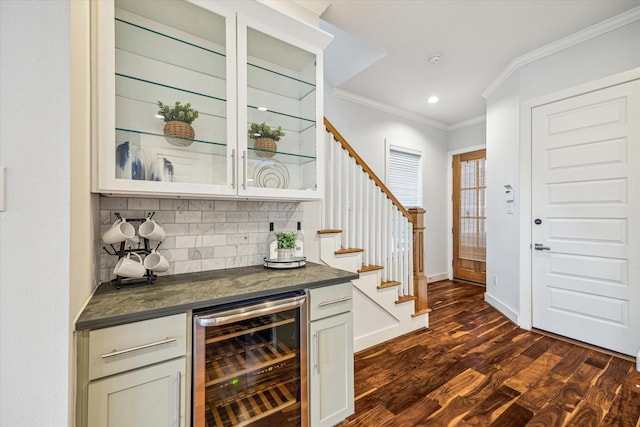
[452,149,487,284]
[237,17,321,199]
[96,0,236,196]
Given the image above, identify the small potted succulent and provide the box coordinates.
[276,232,296,259]
[157,101,199,146]
[248,122,285,158]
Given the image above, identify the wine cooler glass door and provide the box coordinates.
[193,293,307,427]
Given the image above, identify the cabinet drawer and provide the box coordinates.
[308,282,353,321]
[88,313,187,380]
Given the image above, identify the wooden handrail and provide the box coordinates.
[324,117,415,225]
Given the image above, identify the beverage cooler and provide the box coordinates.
[193,291,307,427]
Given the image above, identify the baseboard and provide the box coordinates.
[427,272,449,283]
[484,292,518,324]
[354,315,426,352]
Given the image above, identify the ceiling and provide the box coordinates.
[319,0,640,128]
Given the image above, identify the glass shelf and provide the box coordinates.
[115,73,227,145]
[247,105,316,133]
[247,62,315,101]
[247,146,316,166]
[116,128,227,151]
[114,128,228,186]
[115,17,227,82]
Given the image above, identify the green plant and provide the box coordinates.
[157,101,199,124]
[276,232,296,249]
[248,122,285,141]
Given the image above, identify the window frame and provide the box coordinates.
[385,142,424,209]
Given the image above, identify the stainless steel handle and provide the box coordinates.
[242,150,247,190]
[231,149,236,189]
[318,296,352,307]
[101,337,177,359]
[534,243,551,251]
[313,331,319,374]
[196,295,306,327]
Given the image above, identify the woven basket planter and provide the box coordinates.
[254,137,277,158]
[163,121,195,146]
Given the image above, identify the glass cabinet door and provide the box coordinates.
[237,19,322,198]
[95,0,236,196]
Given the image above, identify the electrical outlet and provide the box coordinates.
[493,274,498,286]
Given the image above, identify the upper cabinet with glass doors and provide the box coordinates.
[92,0,332,200]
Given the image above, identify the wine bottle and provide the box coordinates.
[294,221,304,257]
[266,222,278,260]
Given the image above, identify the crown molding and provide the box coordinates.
[482,6,640,100]
[333,88,449,131]
[448,115,486,131]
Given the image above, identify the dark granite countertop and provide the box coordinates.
[76,262,358,330]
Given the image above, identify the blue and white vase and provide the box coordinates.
[149,157,175,182]
[115,141,146,180]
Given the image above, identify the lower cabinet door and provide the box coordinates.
[88,357,186,427]
[310,312,354,427]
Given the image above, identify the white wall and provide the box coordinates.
[485,19,640,325]
[447,121,486,152]
[0,1,72,426]
[485,72,522,322]
[324,85,450,279]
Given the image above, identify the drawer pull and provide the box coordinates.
[101,337,177,359]
[318,296,352,307]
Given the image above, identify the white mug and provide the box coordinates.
[143,250,170,272]
[102,218,136,244]
[113,252,146,278]
[139,217,166,241]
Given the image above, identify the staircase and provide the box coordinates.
[319,118,430,352]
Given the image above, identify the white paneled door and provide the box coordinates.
[531,79,640,357]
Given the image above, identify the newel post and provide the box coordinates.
[409,207,429,313]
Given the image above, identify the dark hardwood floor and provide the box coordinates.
[338,280,640,427]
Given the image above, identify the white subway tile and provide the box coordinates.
[202,234,226,246]
[202,258,226,271]
[214,245,237,257]
[176,235,202,248]
[176,211,202,223]
[215,200,237,211]
[203,211,227,223]
[174,260,202,274]
[190,223,217,235]
[189,200,216,210]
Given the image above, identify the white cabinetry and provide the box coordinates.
[308,283,355,427]
[78,313,188,427]
[92,0,332,200]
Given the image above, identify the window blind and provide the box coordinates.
[388,148,422,208]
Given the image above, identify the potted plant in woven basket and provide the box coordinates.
[248,122,285,158]
[276,231,296,259]
[157,101,199,146]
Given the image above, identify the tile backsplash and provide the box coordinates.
[99,197,303,283]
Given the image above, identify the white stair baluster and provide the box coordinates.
[406,220,414,296]
[381,195,387,283]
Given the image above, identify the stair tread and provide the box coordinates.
[377,280,401,289]
[396,295,418,304]
[317,229,342,235]
[412,307,432,317]
[359,265,384,273]
[335,248,364,255]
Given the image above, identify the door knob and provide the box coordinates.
[534,243,550,251]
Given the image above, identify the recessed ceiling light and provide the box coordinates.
[428,96,439,104]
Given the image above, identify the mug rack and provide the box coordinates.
[102,212,162,289]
